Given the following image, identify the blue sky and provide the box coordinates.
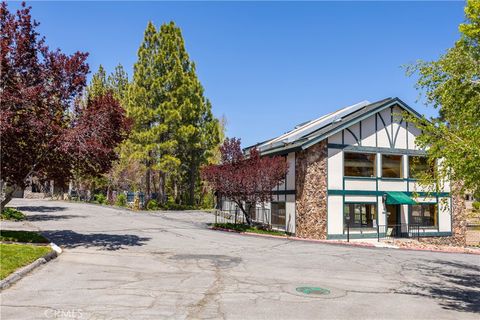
[14,1,465,146]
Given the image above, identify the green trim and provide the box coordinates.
[344,201,377,204]
[328,144,427,156]
[327,232,380,240]
[328,189,450,197]
[378,111,393,148]
[302,100,413,150]
[262,146,302,157]
[393,118,404,147]
[345,128,360,145]
[272,190,296,195]
[327,231,452,239]
[344,176,377,181]
[379,177,407,181]
[385,192,417,205]
[419,231,452,237]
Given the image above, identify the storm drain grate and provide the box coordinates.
[296,287,331,295]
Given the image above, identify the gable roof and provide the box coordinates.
[246,97,423,156]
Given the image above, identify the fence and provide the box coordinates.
[69,190,146,208]
[377,224,420,241]
[214,207,272,227]
[344,223,421,242]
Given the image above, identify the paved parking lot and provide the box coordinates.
[1,199,479,319]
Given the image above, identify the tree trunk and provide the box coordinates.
[236,202,252,226]
[1,185,17,212]
[188,163,196,206]
[145,166,151,200]
[157,171,166,204]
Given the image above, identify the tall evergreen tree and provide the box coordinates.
[157,22,219,205]
[127,22,180,201]
[108,64,129,102]
[127,21,219,205]
[86,65,108,99]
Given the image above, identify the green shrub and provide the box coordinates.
[1,208,26,221]
[201,192,215,209]
[473,201,480,212]
[0,230,49,243]
[146,199,159,210]
[161,202,197,210]
[115,193,127,207]
[93,193,107,204]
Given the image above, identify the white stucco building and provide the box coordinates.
[222,97,464,241]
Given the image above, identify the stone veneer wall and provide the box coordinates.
[420,182,467,246]
[295,140,328,239]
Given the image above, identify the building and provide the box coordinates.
[464,191,477,211]
[222,97,466,243]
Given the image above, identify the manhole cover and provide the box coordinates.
[296,287,330,295]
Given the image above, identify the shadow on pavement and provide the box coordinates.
[42,230,150,251]
[397,259,480,313]
[17,206,67,213]
[26,214,85,222]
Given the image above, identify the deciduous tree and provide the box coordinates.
[406,0,480,196]
[201,138,288,225]
[0,2,130,210]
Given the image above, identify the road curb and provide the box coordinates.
[0,243,62,291]
[210,226,480,254]
[210,226,377,248]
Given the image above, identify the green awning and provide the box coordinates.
[385,192,417,205]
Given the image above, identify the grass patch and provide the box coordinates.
[1,207,26,221]
[0,243,52,279]
[213,223,287,236]
[0,230,49,244]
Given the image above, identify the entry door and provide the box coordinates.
[386,204,401,237]
[386,205,398,225]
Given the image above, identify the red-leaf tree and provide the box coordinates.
[201,138,288,225]
[62,92,131,179]
[0,2,130,210]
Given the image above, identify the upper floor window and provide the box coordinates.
[344,152,376,177]
[409,156,435,179]
[382,155,403,178]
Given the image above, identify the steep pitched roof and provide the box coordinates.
[246,97,423,156]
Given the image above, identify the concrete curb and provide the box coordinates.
[0,243,62,291]
[210,226,377,248]
[210,226,480,254]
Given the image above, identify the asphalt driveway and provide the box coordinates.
[1,199,479,320]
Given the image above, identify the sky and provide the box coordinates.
[10,1,466,146]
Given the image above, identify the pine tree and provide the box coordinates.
[156,22,219,205]
[127,21,219,205]
[87,65,108,99]
[108,64,129,103]
[127,22,181,201]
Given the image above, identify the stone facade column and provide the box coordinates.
[295,140,328,239]
[420,182,467,246]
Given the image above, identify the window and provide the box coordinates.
[411,204,437,227]
[409,156,434,179]
[344,203,376,228]
[271,202,286,228]
[382,155,403,178]
[344,152,376,177]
